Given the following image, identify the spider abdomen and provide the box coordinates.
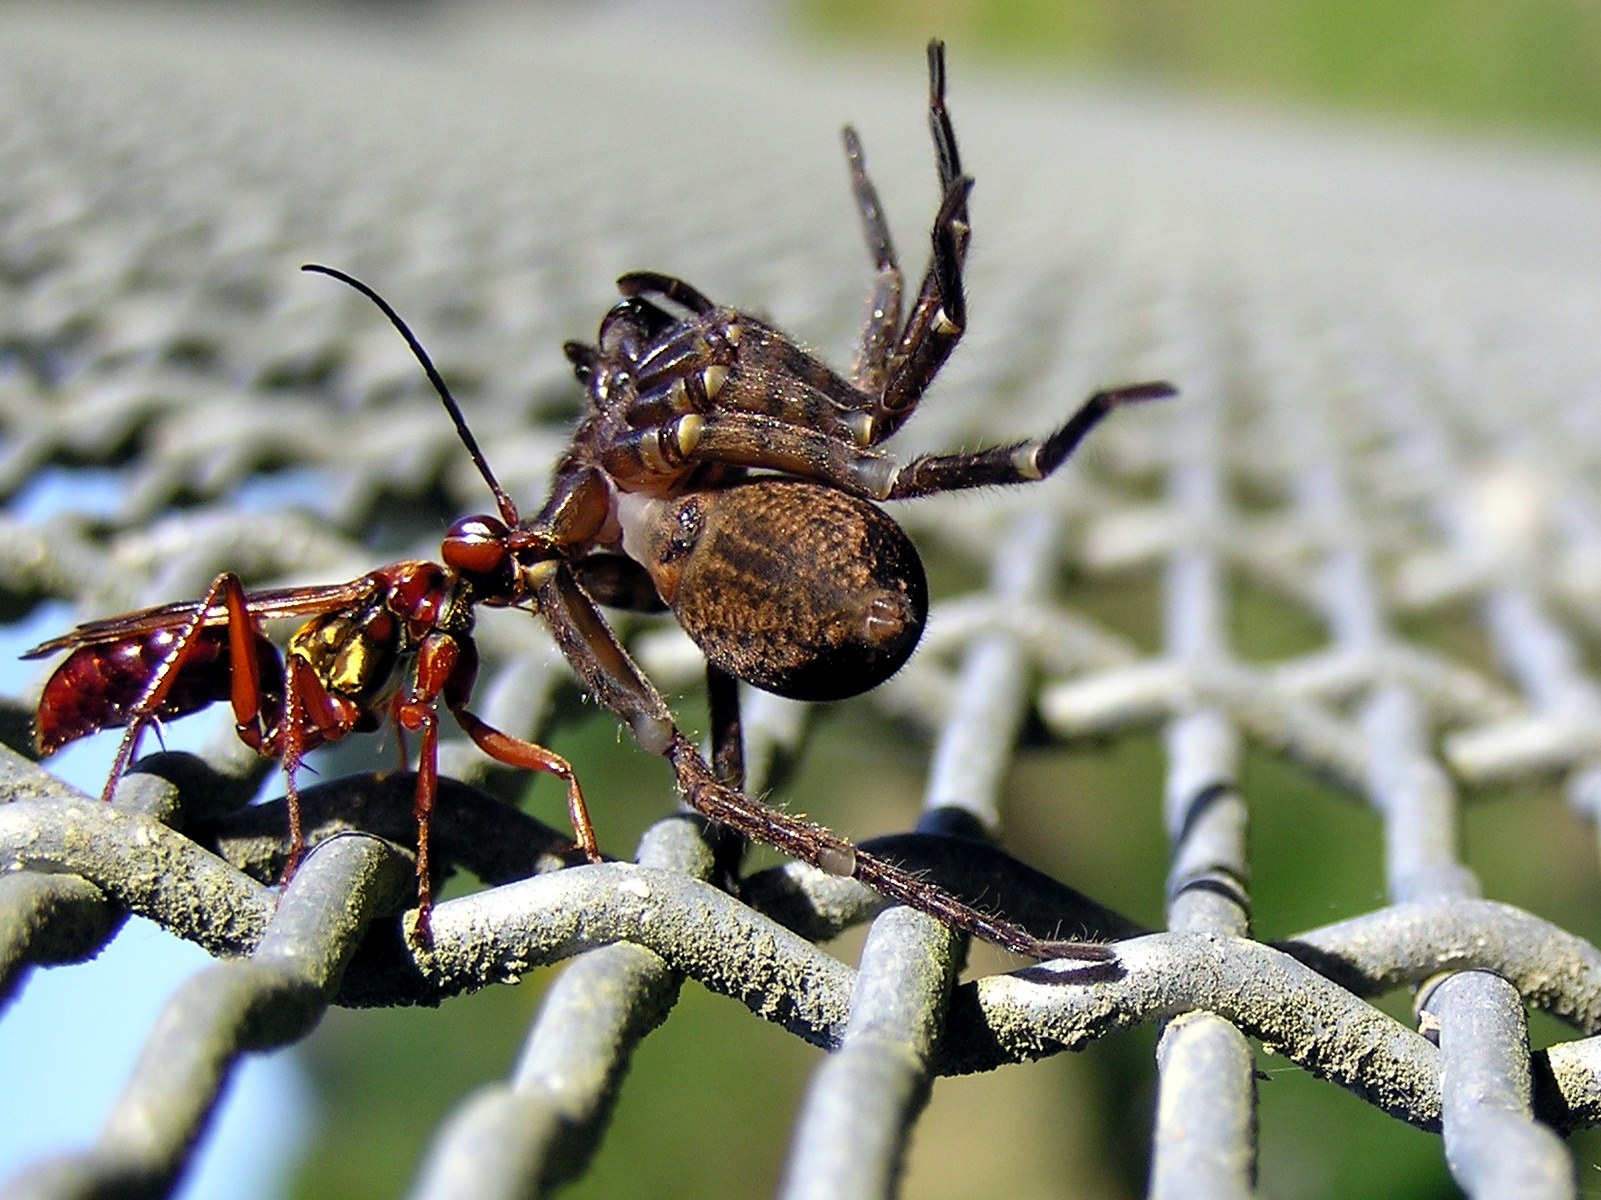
[621,480,927,702]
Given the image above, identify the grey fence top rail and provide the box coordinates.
[5,5,1601,1198]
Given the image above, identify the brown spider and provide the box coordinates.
[28,41,1169,960]
[465,39,1172,958]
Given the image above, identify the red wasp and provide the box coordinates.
[25,265,601,943]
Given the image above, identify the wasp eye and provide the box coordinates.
[443,514,510,576]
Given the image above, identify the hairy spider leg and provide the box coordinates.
[601,43,969,454]
[705,662,745,789]
[602,381,1174,503]
[926,38,964,196]
[870,41,973,443]
[874,176,972,442]
[532,562,1113,962]
[513,466,614,563]
[887,381,1179,498]
[615,271,716,316]
[624,329,742,428]
[701,660,754,884]
[782,40,969,449]
[842,122,904,399]
[569,554,669,613]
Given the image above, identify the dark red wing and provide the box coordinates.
[22,578,381,659]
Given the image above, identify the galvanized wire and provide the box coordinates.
[4,5,1601,1199]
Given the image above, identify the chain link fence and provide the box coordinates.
[5,5,1601,1197]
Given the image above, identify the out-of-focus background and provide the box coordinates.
[5,2,1601,1198]
[812,0,1601,136]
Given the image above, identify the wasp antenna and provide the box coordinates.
[302,263,520,528]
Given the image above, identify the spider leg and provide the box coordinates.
[616,271,716,316]
[706,662,744,789]
[563,341,597,386]
[608,382,1172,501]
[599,410,896,499]
[704,661,752,890]
[565,554,749,880]
[517,466,614,552]
[842,125,904,396]
[871,176,972,444]
[623,322,741,428]
[887,380,1177,499]
[570,553,668,613]
[867,41,973,444]
[533,563,1111,962]
[926,39,963,191]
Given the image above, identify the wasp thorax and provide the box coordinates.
[619,480,927,702]
[287,605,400,702]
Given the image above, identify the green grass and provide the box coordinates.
[801,0,1601,140]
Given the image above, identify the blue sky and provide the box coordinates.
[0,467,319,1200]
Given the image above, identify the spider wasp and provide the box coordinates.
[27,42,1171,959]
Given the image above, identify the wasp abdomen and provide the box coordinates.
[34,626,283,755]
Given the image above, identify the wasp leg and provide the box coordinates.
[103,572,258,804]
[273,654,352,885]
[449,706,597,866]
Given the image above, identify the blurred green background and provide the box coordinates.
[287,3,1601,1198]
[806,0,1601,138]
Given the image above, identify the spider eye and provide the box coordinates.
[443,515,510,576]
